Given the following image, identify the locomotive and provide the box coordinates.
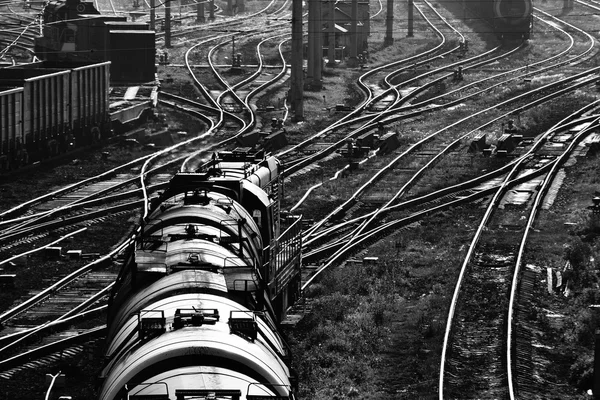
[99,149,303,400]
[34,0,156,84]
[448,0,533,39]
[491,0,532,39]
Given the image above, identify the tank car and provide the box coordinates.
[99,149,302,400]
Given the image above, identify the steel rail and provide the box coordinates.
[506,116,600,398]
[300,79,600,298]
[0,227,87,268]
[277,1,450,159]
[302,67,600,242]
[303,157,564,264]
[439,99,600,399]
[0,325,106,372]
[280,8,585,183]
[300,151,569,291]
[0,240,128,325]
[302,111,600,247]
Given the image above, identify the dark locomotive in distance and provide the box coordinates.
[490,0,532,39]
[99,149,303,400]
[446,0,533,39]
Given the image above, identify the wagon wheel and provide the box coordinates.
[62,132,75,153]
[47,139,59,156]
[0,155,8,171]
[15,148,28,167]
[91,126,101,143]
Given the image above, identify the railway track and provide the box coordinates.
[297,65,599,246]
[0,238,128,380]
[1,0,600,396]
[277,0,594,182]
[440,102,600,399]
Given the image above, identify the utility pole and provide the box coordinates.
[306,0,315,87]
[384,0,393,45]
[197,0,204,22]
[165,0,171,48]
[407,0,413,37]
[327,0,336,66]
[150,0,155,31]
[347,0,358,66]
[290,0,304,121]
[313,0,322,88]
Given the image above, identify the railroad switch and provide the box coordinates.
[45,373,66,387]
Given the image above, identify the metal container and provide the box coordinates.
[70,62,110,134]
[0,67,71,146]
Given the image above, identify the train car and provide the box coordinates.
[99,149,302,400]
[0,87,26,169]
[0,61,110,169]
[34,0,156,84]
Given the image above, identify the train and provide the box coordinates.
[34,0,156,84]
[449,0,533,39]
[1,0,158,171]
[98,149,303,400]
[0,60,157,171]
[0,61,111,170]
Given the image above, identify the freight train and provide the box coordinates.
[0,0,157,171]
[0,60,156,171]
[98,149,303,400]
[0,61,111,170]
